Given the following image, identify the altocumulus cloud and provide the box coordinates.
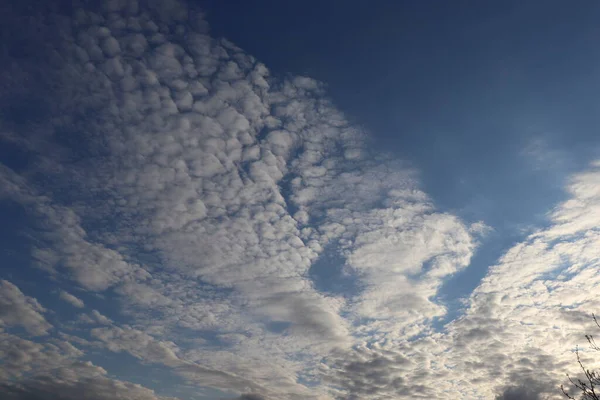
[59,290,85,308]
[321,162,600,399]
[0,280,52,336]
[0,0,599,399]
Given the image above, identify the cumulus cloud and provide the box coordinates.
[58,290,85,308]
[0,280,52,336]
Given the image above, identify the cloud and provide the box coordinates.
[0,328,175,400]
[0,165,151,292]
[5,0,600,399]
[58,290,85,308]
[496,385,542,400]
[0,280,52,336]
[1,374,176,400]
[342,202,475,334]
[1,364,176,400]
[89,324,273,397]
[235,395,267,400]
[78,310,113,325]
[318,161,600,399]
[323,344,431,399]
[0,0,478,397]
[0,332,79,381]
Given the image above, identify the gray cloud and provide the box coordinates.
[496,387,541,400]
[1,370,176,400]
[0,280,52,336]
[495,379,548,400]
[322,344,440,400]
[235,395,267,400]
[58,290,85,308]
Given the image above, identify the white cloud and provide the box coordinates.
[59,290,85,308]
[78,310,113,326]
[0,280,52,336]
[319,162,600,399]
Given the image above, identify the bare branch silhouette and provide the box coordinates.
[561,314,600,400]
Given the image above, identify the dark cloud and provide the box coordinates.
[323,347,440,399]
[495,377,551,400]
[0,280,52,335]
[236,394,267,400]
[0,375,173,400]
[496,386,542,400]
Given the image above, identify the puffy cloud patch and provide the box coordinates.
[319,162,600,399]
[0,280,51,336]
[58,290,85,308]
[496,385,543,400]
[0,329,176,400]
[0,0,479,397]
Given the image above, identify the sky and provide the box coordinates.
[1,1,600,399]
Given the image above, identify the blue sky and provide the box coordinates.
[2,1,600,400]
